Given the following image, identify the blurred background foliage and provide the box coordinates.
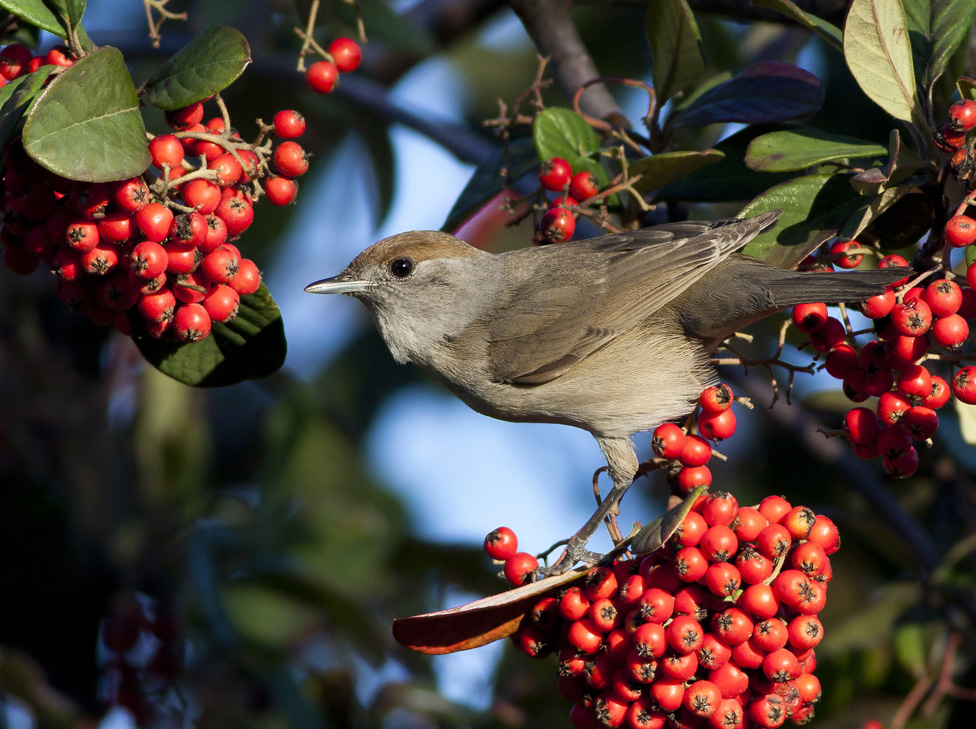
[1,1,975,728]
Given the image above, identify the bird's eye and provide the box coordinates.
[390,258,414,278]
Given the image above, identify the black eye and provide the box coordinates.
[390,258,414,278]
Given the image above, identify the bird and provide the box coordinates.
[306,211,905,571]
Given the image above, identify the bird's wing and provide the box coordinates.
[482,214,778,385]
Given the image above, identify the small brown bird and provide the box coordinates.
[307,212,903,570]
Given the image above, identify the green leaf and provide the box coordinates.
[903,0,976,91]
[532,107,608,186]
[0,66,55,158]
[958,76,976,100]
[143,27,252,110]
[646,0,705,104]
[655,124,797,202]
[133,282,287,387]
[0,0,63,36]
[738,173,867,267]
[746,129,888,172]
[752,0,844,50]
[844,0,919,124]
[630,485,708,555]
[23,47,150,182]
[848,187,933,247]
[41,0,85,36]
[442,137,537,233]
[628,149,724,195]
[669,62,823,128]
[967,242,976,269]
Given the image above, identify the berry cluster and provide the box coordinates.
[650,385,737,494]
[786,251,974,479]
[305,37,362,94]
[1,91,313,343]
[0,41,75,85]
[536,156,605,244]
[97,593,185,725]
[495,492,836,729]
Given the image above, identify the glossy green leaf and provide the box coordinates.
[655,124,797,202]
[532,107,608,186]
[442,137,537,233]
[134,282,287,387]
[41,0,84,35]
[628,149,724,195]
[738,173,867,267]
[646,0,704,104]
[0,66,54,157]
[23,47,150,182]
[844,0,919,124]
[669,62,823,128]
[0,0,63,36]
[631,485,708,555]
[143,27,252,110]
[752,0,843,50]
[903,0,976,91]
[746,129,888,172]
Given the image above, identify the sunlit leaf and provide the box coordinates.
[646,0,704,104]
[393,567,588,654]
[23,47,150,182]
[669,62,823,128]
[752,0,844,50]
[844,0,919,124]
[143,26,252,110]
[628,149,724,195]
[902,0,976,91]
[746,129,887,172]
[133,282,287,387]
[533,107,608,186]
[738,173,866,267]
[631,485,708,555]
[0,0,63,36]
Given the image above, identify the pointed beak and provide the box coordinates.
[304,272,372,295]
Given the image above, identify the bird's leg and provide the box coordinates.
[545,478,633,575]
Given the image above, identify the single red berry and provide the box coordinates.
[788,614,824,651]
[791,302,828,333]
[700,491,738,527]
[751,618,789,653]
[878,254,911,286]
[679,434,711,467]
[135,202,174,242]
[952,366,976,404]
[877,423,913,459]
[568,618,603,655]
[210,153,243,186]
[932,313,969,350]
[539,206,575,243]
[731,507,768,542]
[890,298,933,336]
[948,98,976,131]
[829,239,862,268]
[172,302,212,342]
[884,446,919,478]
[273,141,310,178]
[44,44,75,68]
[738,582,779,618]
[897,363,933,401]
[676,465,711,493]
[711,606,754,646]
[969,260,976,291]
[935,121,967,152]
[96,272,138,311]
[697,408,736,440]
[945,214,976,247]
[202,284,240,323]
[922,375,951,409]
[503,551,538,586]
[758,494,792,524]
[163,242,202,275]
[306,60,339,93]
[569,170,600,202]
[483,526,518,560]
[877,391,911,426]
[757,523,792,559]
[112,177,150,212]
[0,43,32,79]
[924,279,962,317]
[129,241,168,280]
[699,384,733,413]
[170,211,208,247]
[704,562,741,597]
[264,176,300,207]
[229,258,261,295]
[216,196,254,237]
[861,289,896,319]
[150,134,185,170]
[676,511,708,547]
[809,316,846,353]
[81,242,119,276]
[584,565,618,601]
[65,219,100,252]
[328,37,362,72]
[667,615,704,654]
[201,245,241,284]
[273,110,306,139]
[651,422,685,459]
[181,179,221,216]
[165,102,205,131]
[683,679,722,718]
[538,157,572,192]
[172,269,213,304]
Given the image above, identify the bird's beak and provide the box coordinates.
[304,272,372,295]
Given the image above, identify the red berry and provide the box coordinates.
[683,680,722,718]
[952,366,976,404]
[679,434,711,467]
[877,423,912,459]
[96,272,138,311]
[945,214,976,247]
[503,552,538,586]
[667,615,704,654]
[65,219,100,251]
[697,408,736,440]
[808,316,846,353]
[210,153,243,186]
[829,239,862,268]
[538,157,572,192]
[569,170,600,202]
[163,242,202,275]
[306,60,339,93]
[676,465,711,493]
[844,407,880,444]
[568,618,603,654]
[229,258,261,295]
[751,618,788,652]
[165,102,204,131]
[170,211,208,247]
[932,313,969,350]
[923,375,951,409]
[699,384,733,413]
[202,284,240,323]
[129,241,168,279]
[273,110,306,139]
[216,196,254,237]
[878,254,911,286]
[738,582,778,618]
[172,302,212,342]
[182,179,222,215]
[113,177,150,212]
[861,289,896,319]
[483,526,518,560]
[328,37,362,73]
[201,245,241,284]
[81,242,119,276]
[948,98,976,131]
[791,302,828,333]
[0,43,32,79]
[890,298,932,336]
[884,446,919,478]
[924,279,962,317]
[584,565,618,601]
[651,422,685,459]
[877,391,911,426]
[539,207,575,243]
[273,141,310,178]
[264,176,299,207]
[135,202,174,242]
[935,121,967,152]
